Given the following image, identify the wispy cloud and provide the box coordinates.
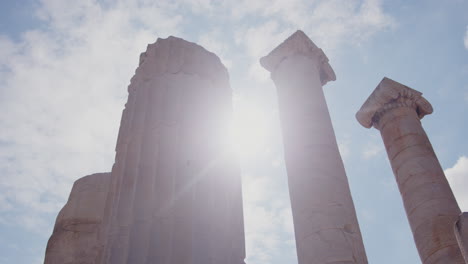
[235,20,292,82]
[337,136,352,161]
[232,0,395,80]
[198,28,233,69]
[0,0,182,236]
[362,142,384,159]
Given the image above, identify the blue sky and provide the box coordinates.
[0,0,467,263]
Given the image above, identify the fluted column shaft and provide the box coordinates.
[99,36,246,264]
[262,31,368,264]
[357,77,464,264]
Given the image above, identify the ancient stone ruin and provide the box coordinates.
[46,36,245,264]
[357,77,464,263]
[261,31,368,263]
[45,31,467,264]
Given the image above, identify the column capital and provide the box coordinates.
[356,77,433,129]
[260,30,336,85]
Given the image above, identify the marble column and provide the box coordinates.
[261,30,368,264]
[356,77,464,264]
[99,36,246,264]
[455,213,468,263]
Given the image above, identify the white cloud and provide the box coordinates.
[198,29,233,68]
[360,208,377,223]
[338,142,351,160]
[235,20,292,82]
[337,136,352,161]
[235,0,394,51]
[464,26,468,50]
[244,204,281,263]
[232,0,394,82]
[242,171,294,264]
[305,0,395,50]
[0,0,183,236]
[362,142,384,159]
[235,20,288,59]
[271,156,283,168]
[279,206,295,235]
[228,0,309,26]
[445,156,468,211]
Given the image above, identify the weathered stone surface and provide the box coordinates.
[261,30,368,264]
[99,36,246,264]
[45,172,111,264]
[455,212,468,263]
[357,77,464,264]
[356,77,433,129]
[260,30,336,85]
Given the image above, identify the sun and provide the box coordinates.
[229,99,270,159]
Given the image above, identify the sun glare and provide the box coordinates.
[230,100,270,158]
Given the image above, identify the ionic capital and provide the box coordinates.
[260,30,336,85]
[356,77,433,129]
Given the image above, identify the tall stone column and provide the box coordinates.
[261,30,368,264]
[99,36,246,264]
[356,77,464,264]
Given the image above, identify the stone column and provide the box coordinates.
[261,30,368,264]
[356,77,464,264]
[455,213,468,263]
[99,36,246,264]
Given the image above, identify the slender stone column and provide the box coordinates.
[356,77,464,264]
[455,213,468,263]
[261,30,368,264]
